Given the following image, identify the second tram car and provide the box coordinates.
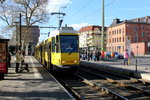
[34,27,79,72]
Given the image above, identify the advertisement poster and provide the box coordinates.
[0,43,7,73]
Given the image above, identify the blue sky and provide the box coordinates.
[44,0,150,28]
[0,0,150,42]
[39,0,150,42]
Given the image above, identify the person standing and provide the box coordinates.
[123,49,129,65]
[8,52,11,67]
[20,50,25,67]
[16,50,21,73]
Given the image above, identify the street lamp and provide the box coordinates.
[135,31,138,72]
[14,21,20,51]
[14,13,22,50]
[101,0,105,60]
[19,13,22,50]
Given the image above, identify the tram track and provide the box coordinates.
[54,73,124,100]
[76,66,150,99]
[79,65,150,94]
[53,65,150,100]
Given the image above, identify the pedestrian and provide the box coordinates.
[8,52,11,67]
[20,50,25,67]
[16,50,21,73]
[111,51,114,60]
[94,50,97,61]
[20,50,29,72]
[123,49,129,65]
[87,52,90,61]
[90,52,93,60]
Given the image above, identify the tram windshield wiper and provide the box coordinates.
[68,49,74,55]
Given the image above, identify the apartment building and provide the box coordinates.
[21,25,40,55]
[9,25,40,55]
[107,16,150,55]
[78,25,107,51]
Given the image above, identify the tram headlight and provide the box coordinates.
[74,60,77,63]
[62,61,66,63]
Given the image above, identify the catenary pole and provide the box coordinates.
[101,0,105,59]
[20,13,22,50]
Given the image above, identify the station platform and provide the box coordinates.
[80,58,150,82]
[0,56,74,100]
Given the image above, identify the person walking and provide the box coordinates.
[8,52,11,67]
[123,49,129,65]
[16,50,21,73]
[20,50,25,67]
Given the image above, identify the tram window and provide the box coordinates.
[56,36,60,53]
[52,37,55,52]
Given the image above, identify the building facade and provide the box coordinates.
[9,25,40,55]
[78,25,107,51]
[21,25,40,55]
[107,16,150,55]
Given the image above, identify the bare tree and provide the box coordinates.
[0,0,49,49]
[0,0,49,27]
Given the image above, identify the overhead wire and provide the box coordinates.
[68,0,117,24]
[66,0,94,23]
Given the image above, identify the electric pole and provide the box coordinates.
[101,0,105,59]
[20,13,22,50]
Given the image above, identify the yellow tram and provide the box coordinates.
[34,27,79,72]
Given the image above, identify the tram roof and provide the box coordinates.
[49,27,77,37]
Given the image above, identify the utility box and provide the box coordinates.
[0,36,9,79]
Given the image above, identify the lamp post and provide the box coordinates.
[135,35,138,72]
[19,13,22,50]
[135,25,139,72]
[14,21,20,51]
[101,0,105,60]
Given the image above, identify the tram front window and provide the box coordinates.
[60,35,78,53]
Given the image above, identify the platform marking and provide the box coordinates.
[30,57,42,78]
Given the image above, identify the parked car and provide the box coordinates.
[105,51,111,58]
[114,52,123,59]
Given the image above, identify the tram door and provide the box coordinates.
[40,45,42,62]
[48,42,52,70]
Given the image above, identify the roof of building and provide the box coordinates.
[78,25,107,32]
[0,35,9,41]
[109,18,123,27]
[109,16,150,27]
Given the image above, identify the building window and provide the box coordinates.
[117,38,118,42]
[134,35,137,42]
[119,37,121,42]
[109,39,111,43]
[119,29,121,34]
[142,25,144,29]
[134,26,137,33]
[142,32,145,38]
[109,31,111,36]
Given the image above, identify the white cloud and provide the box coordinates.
[69,23,90,31]
[47,0,71,12]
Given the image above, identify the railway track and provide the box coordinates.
[53,66,150,100]
[79,66,150,94]
[55,74,123,100]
